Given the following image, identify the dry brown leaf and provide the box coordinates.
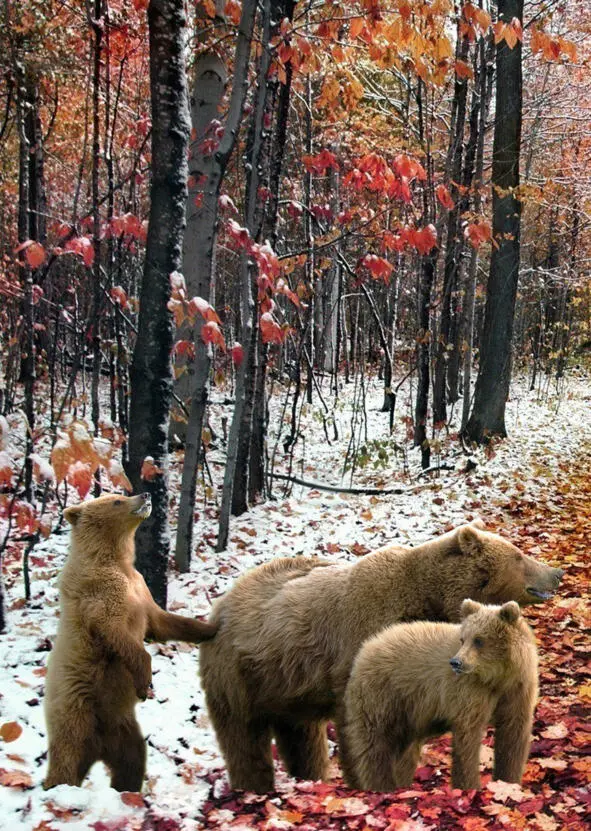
[0,722,22,743]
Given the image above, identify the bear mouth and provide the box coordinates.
[526,587,554,601]
[132,500,152,518]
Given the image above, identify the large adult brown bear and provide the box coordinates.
[44,493,217,792]
[200,520,563,792]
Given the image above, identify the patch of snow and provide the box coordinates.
[1,372,590,827]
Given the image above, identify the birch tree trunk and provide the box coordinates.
[126,0,190,607]
[464,0,524,442]
[170,1,227,443]
[175,0,257,570]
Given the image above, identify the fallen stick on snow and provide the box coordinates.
[271,472,431,496]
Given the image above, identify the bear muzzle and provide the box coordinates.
[131,492,152,519]
[524,560,564,602]
[449,656,470,676]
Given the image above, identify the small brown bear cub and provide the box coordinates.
[44,493,217,792]
[342,600,538,792]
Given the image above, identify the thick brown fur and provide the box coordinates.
[342,600,539,791]
[44,493,216,792]
[199,521,561,791]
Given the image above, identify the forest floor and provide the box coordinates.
[0,371,590,830]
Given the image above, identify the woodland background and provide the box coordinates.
[0,0,590,607]
[0,1,590,825]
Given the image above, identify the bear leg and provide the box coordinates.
[356,736,398,792]
[451,725,484,790]
[341,719,398,793]
[44,746,96,789]
[147,607,217,643]
[335,706,362,788]
[391,741,422,787]
[44,710,99,788]
[492,687,536,783]
[101,718,147,792]
[216,716,274,792]
[273,720,329,781]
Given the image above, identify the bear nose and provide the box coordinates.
[140,492,151,502]
[555,568,564,581]
[450,657,463,673]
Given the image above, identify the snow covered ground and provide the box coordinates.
[1,370,590,829]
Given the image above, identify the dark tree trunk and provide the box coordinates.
[413,78,436,469]
[464,0,524,443]
[126,0,190,607]
[414,252,436,468]
[17,69,45,505]
[90,0,103,496]
[244,0,296,509]
[433,32,469,426]
[461,31,494,433]
[230,0,273,518]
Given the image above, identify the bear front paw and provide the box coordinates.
[134,650,152,700]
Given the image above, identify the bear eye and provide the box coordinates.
[114,499,122,506]
[473,637,484,649]
[459,637,464,646]
[479,575,489,590]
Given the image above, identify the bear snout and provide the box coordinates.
[450,657,463,674]
[131,493,152,518]
[523,557,564,601]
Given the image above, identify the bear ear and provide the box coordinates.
[461,598,481,619]
[470,518,486,530]
[457,524,484,556]
[499,601,521,624]
[63,504,83,526]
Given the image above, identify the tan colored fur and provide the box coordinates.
[44,494,216,792]
[200,521,560,791]
[342,600,538,791]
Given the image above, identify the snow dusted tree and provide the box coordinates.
[126,0,190,606]
[170,0,227,444]
[175,0,257,571]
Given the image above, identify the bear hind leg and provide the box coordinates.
[354,735,398,792]
[44,710,99,789]
[100,717,146,792]
[216,716,275,792]
[44,745,96,789]
[391,741,422,788]
[273,720,329,782]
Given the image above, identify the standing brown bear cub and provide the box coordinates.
[44,493,216,792]
[342,600,538,792]
[200,520,562,792]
